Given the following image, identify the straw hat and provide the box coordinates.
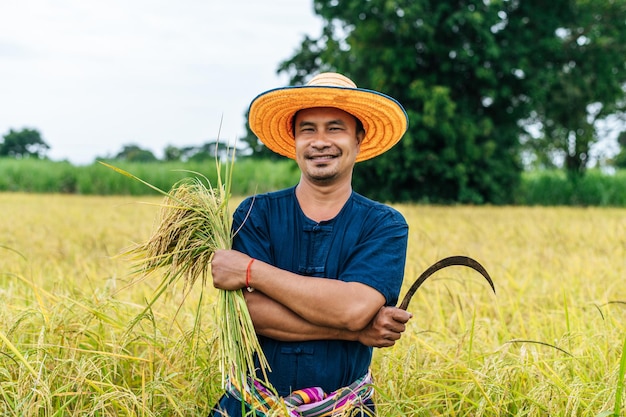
[248,72,408,162]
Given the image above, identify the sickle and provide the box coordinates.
[398,255,495,311]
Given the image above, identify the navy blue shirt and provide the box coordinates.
[213,186,408,414]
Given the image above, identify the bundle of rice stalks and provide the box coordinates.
[99,161,270,393]
[134,177,229,292]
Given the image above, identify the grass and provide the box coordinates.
[99,161,273,407]
[1,194,625,416]
[0,157,300,196]
[2,157,626,206]
[517,169,626,206]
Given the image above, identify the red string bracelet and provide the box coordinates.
[246,258,255,292]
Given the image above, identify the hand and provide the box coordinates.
[358,306,412,348]
[210,249,251,290]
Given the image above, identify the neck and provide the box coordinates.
[295,177,353,223]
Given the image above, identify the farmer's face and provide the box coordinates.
[293,107,364,185]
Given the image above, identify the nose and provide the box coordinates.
[309,132,332,149]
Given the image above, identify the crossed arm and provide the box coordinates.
[211,249,412,348]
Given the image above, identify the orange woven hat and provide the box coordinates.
[248,72,408,162]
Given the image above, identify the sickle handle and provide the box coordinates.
[398,255,495,311]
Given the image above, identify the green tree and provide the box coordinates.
[163,145,182,161]
[183,140,236,161]
[514,0,626,179]
[114,144,158,162]
[614,131,626,169]
[0,128,50,158]
[275,0,626,203]
[279,0,527,203]
[186,141,219,162]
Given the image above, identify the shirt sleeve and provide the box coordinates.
[339,207,408,306]
[231,195,273,264]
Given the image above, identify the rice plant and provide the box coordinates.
[2,194,625,416]
[98,159,271,400]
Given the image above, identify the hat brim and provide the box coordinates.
[248,85,408,162]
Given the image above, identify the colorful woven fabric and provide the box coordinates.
[225,371,374,416]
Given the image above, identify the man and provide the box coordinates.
[210,72,412,416]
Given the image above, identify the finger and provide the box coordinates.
[385,322,406,333]
[377,338,395,348]
[385,331,402,341]
[391,308,413,323]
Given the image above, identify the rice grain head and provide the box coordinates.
[136,178,230,290]
[101,161,274,405]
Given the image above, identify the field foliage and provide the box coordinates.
[1,157,626,206]
[0,158,300,197]
[1,193,625,416]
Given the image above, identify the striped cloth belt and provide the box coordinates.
[225,370,374,416]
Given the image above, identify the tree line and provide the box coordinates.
[3,0,626,203]
[265,0,626,203]
[0,129,242,163]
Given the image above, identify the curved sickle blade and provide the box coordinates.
[398,256,495,311]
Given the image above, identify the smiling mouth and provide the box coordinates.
[307,154,338,161]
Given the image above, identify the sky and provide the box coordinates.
[0,0,323,164]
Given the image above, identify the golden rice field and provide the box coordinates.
[1,192,625,416]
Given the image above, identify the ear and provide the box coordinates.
[355,131,365,149]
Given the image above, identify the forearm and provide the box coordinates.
[248,259,385,331]
[244,290,358,342]
[211,249,387,331]
[245,291,412,347]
